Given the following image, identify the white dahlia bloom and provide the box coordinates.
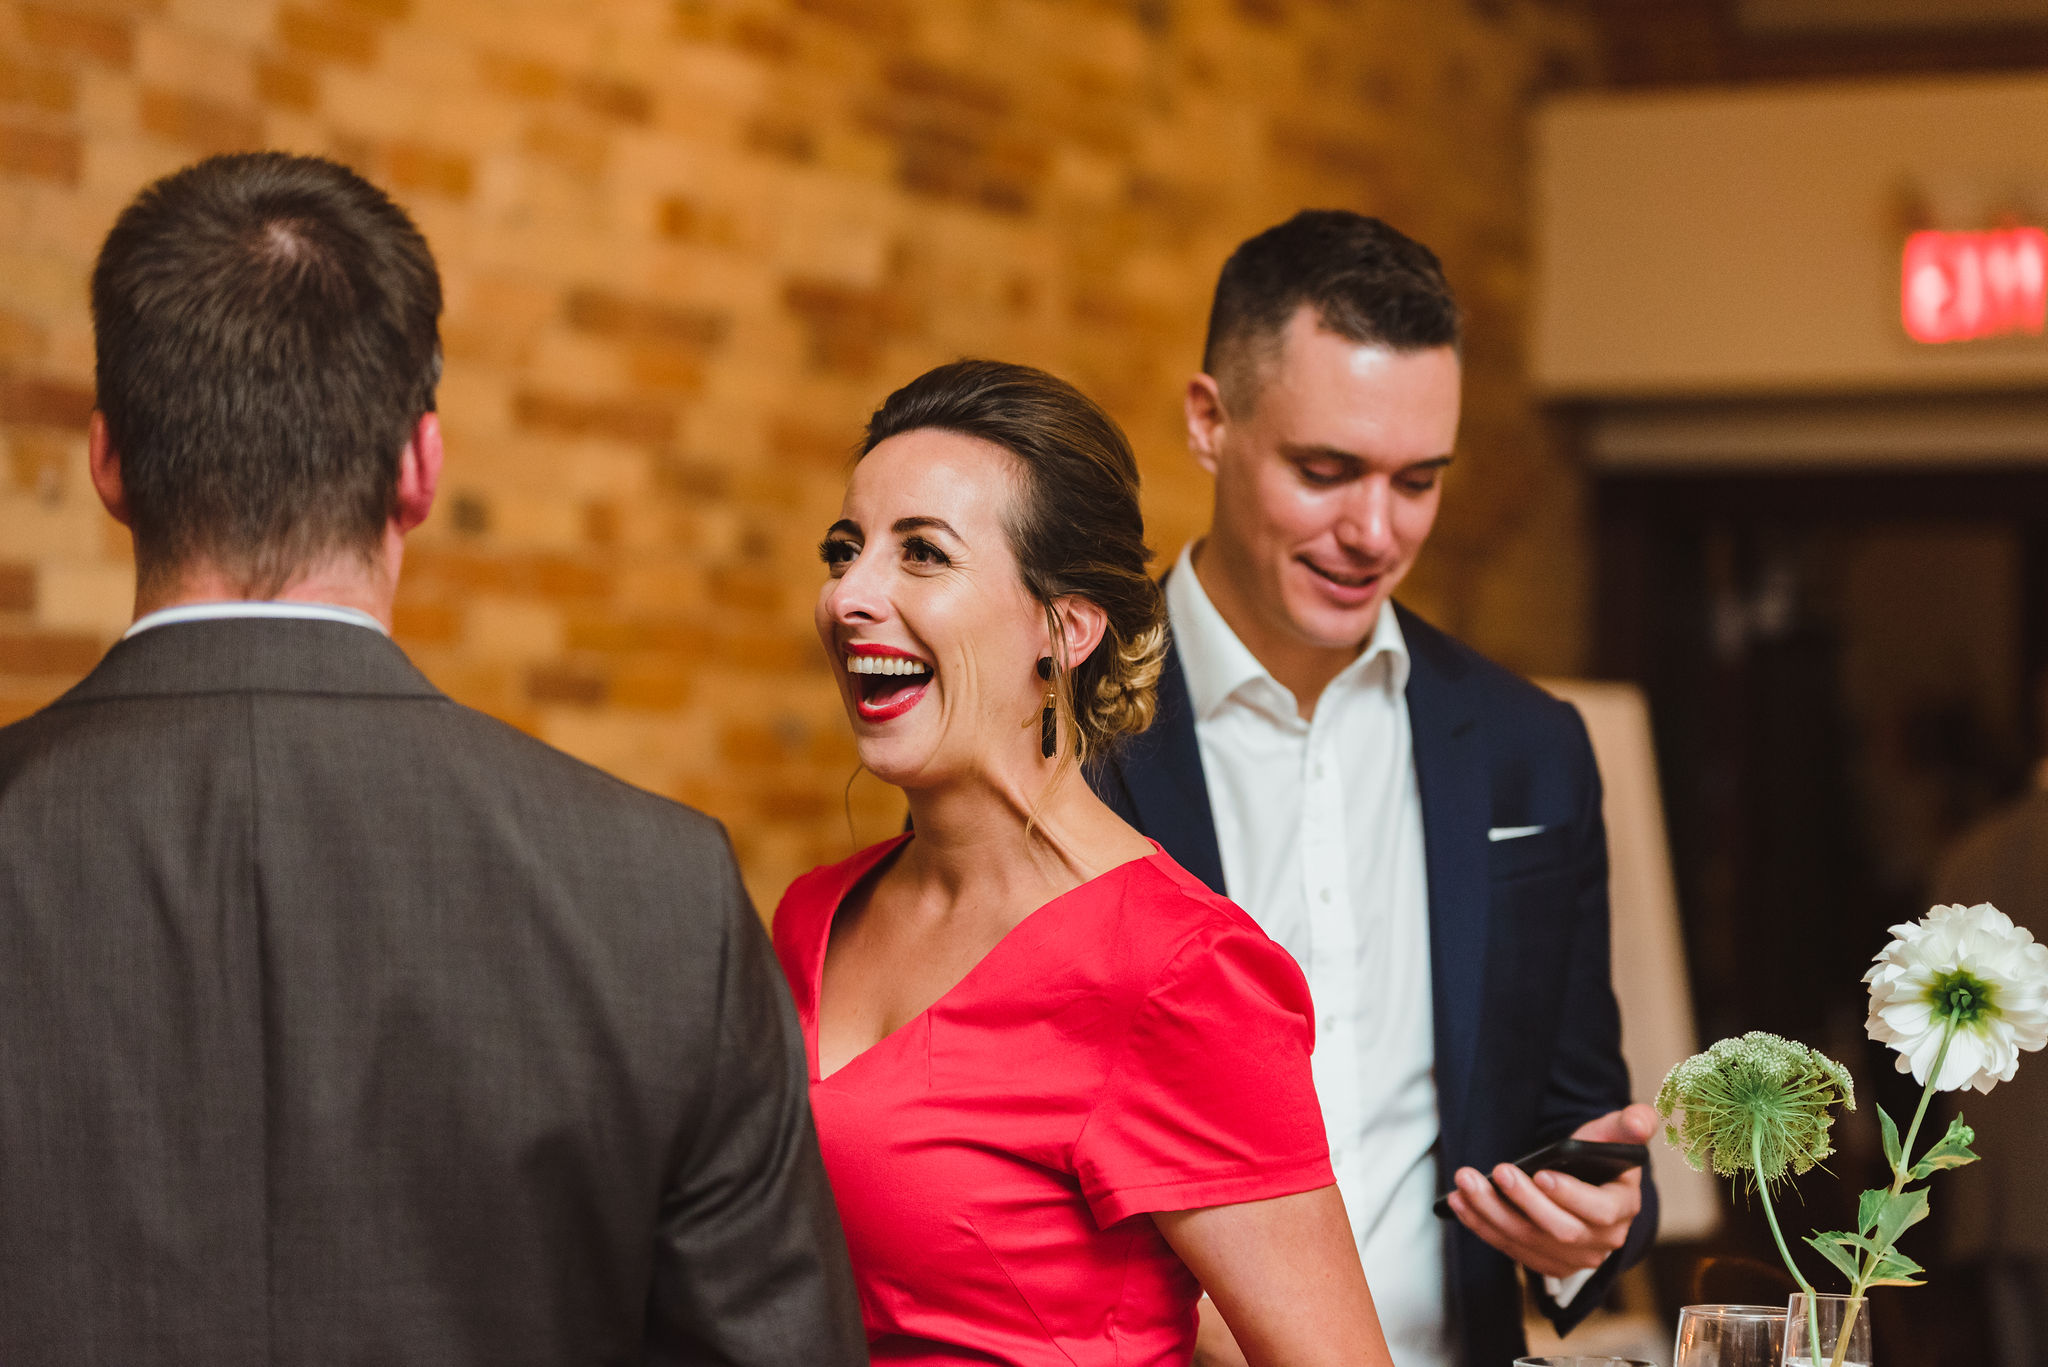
[1865,903,2048,1094]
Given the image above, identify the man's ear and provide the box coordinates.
[1184,374,1229,477]
[1051,595,1110,675]
[87,411,131,527]
[393,411,442,534]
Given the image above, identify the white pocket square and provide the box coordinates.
[1487,825,1547,842]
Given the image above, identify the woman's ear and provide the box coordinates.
[1050,595,1110,672]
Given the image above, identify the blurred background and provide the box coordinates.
[3,0,2047,1358]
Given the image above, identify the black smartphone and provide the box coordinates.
[1430,1138,1647,1219]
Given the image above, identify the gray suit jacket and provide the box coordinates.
[0,618,865,1367]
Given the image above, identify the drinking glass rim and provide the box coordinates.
[1679,1303,1788,1319]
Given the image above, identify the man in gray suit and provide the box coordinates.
[0,152,865,1366]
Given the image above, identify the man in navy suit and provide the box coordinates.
[1091,211,1659,1367]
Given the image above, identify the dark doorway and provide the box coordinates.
[1596,465,2048,1360]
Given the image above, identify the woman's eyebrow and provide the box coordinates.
[825,519,860,537]
[892,516,962,540]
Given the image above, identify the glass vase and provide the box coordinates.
[1780,1293,1871,1367]
[1674,1303,1787,1367]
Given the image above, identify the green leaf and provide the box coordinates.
[1871,1187,1931,1248]
[1908,1115,1979,1181]
[1805,1232,1864,1286]
[1857,1187,1889,1236]
[1878,1105,1903,1177]
[1867,1247,1927,1288]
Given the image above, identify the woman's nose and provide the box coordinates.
[825,550,888,623]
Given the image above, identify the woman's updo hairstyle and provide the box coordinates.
[861,359,1167,761]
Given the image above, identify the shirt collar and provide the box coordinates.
[124,601,390,640]
[1164,541,1410,723]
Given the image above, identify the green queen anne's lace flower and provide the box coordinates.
[1656,1032,1856,1186]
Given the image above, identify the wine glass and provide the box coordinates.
[1514,1358,1658,1366]
[1780,1293,1870,1367]
[1675,1303,1787,1367]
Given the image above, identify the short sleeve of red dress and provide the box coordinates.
[1073,911,1332,1228]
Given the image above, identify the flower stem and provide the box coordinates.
[1752,1127,1814,1292]
[1893,1017,1956,1189]
[1825,1015,1959,1367]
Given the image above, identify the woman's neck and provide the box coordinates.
[899,762,1150,905]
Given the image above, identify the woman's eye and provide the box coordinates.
[903,537,950,567]
[819,538,858,572]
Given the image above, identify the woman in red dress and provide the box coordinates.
[777,359,1393,1366]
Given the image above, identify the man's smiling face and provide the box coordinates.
[1192,304,1461,674]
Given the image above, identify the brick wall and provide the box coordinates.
[0,0,1601,909]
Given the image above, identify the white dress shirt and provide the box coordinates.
[124,600,389,639]
[1165,545,1450,1365]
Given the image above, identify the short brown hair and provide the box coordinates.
[861,359,1166,760]
[1202,209,1460,412]
[91,152,443,594]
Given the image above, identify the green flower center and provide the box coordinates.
[1925,968,1999,1025]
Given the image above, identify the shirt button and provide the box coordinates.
[1319,888,1332,903]
[1314,761,1326,779]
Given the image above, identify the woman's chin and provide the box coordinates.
[853,733,937,789]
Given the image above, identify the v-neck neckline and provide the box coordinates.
[805,834,1161,1085]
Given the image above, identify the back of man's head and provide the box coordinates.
[91,152,442,596]
[1201,209,1461,414]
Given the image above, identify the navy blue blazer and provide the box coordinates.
[1090,601,1657,1365]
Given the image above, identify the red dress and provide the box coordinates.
[772,835,1333,1366]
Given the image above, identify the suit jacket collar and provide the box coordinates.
[1107,629,1229,895]
[1396,603,1489,1150]
[55,617,444,706]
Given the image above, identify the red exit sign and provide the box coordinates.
[1902,229,2048,344]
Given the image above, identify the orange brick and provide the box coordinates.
[564,287,728,350]
[512,390,676,446]
[0,307,48,366]
[477,52,561,101]
[0,122,80,184]
[782,278,919,379]
[404,548,613,602]
[709,566,782,614]
[653,195,738,247]
[523,116,607,181]
[19,3,134,68]
[0,630,101,675]
[277,5,378,66]
[388,141,473,199]
[608,660,693,710]
[768,417,857,472]
[253,53,318,112]
[138,87,263,156]
[574,76,652,125]
[720,719,790,767]
[744,112,816,163]
[526,663,607,706]
[391,599,460,644]
[0,563,34,612]
[0,375,93,426]
[793,0,909,40]
[562,613,688,654]
[333,0,409,20]
[0,53,76,112]
[731,13,796,60]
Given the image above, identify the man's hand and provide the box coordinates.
[1443,1103,1658,1280]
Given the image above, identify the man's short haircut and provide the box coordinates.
[1201,209,1461,414]
[91,151,442,594]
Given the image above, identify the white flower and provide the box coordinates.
[1866,903,2048,1094]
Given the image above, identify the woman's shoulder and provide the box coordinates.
[1096,849,1302,989]
[772,834,909,945]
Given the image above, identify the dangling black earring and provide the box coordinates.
[1036,656,1056,759]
